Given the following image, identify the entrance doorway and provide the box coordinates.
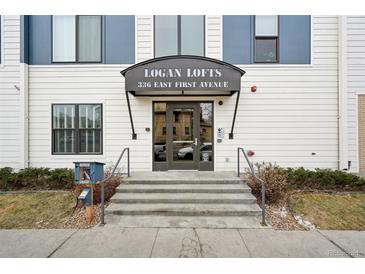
[153,101,214,171]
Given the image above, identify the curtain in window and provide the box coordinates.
[52,16,76,62]
[155,16,178,57]
[255,15,278,36]
[78,16,102,62]
[181,16,204,55]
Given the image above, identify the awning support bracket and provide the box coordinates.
[229,90,240,139]
[125,90,137,140]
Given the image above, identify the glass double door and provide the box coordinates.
[153,102,213,171]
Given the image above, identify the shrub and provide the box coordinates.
[0,167,74,190]
[73,170,122,204]
[48,168,74,189]
[15,167,51,189]
[287,167,365,190]
[244,164,365,203]
[0,167,14,190]
[245,162,289,204]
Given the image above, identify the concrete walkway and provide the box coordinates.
[0,228,364,258]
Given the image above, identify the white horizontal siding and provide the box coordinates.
[311,16,338,66]
[28,65,153,171]
[205,16,221,60]
[136,16,153,63]
[0,15,21,169]
[346,16,365,172]
[25,15,340,172]
[214,16,339,171]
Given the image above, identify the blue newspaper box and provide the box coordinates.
[73,161,105,223]
[73,161,105,185]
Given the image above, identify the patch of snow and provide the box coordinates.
[273,207,289,218]
[294,215,316,230]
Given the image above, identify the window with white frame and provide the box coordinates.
[52,104,102,154]
[52,15,102,62]
[154,15,204,57]
[254,15,279,63]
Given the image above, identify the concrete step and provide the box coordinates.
[111,193,256,204]
[105,203,262,217]
[123,171,241,185]
[123,179,242,185]
[104,215,268,229]
[116,184,251,193]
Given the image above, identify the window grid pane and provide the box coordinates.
[255,38,278,63]
[79,129,101,153]
[53,105,75,129]
[52,16,76,62]
[79,105,101,129]
[53,129,75,153]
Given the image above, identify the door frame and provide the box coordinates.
[152,100,214,171]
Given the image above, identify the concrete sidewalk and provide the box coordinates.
[0,227,364,258]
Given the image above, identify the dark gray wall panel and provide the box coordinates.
[223,16,252,64]
[105,16,135,64]
[29,15,52,65]
[280,16,311,64]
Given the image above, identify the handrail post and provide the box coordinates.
[237,147,240,177]
[127,148,130,177]
[99,147,130,226]
[100,179,105,225]
[261,183,266,226]
[237,146,267,226]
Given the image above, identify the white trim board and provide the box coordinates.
[0,15,5,68]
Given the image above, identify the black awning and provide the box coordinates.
[121,56,245,140]
[121,55,245,96]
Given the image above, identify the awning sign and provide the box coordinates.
[121,56,245,96]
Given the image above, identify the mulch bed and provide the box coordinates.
[262,190,306,230]
[63,202,110,229]
[266,202,304,230]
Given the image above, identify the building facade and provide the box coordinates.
[0,15,365,174]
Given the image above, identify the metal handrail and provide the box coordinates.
[100,147,130,225]
[237,147,266,226]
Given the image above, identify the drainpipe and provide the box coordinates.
[19,15,29,169]
[337,16,349,171]
[19,63,29,169]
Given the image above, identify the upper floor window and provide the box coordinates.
[52,15,102,63]
[154,15,204,57]
[254,15,279,63]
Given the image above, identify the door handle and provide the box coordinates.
[194,138,198,146]
[173,141,193,144]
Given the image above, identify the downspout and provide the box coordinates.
[20,15,29,168]
[337,16,349,170]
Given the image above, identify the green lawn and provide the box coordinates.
[0,192,75,229]
[289,192,365,230]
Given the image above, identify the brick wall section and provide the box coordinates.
[358,95,365,173]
